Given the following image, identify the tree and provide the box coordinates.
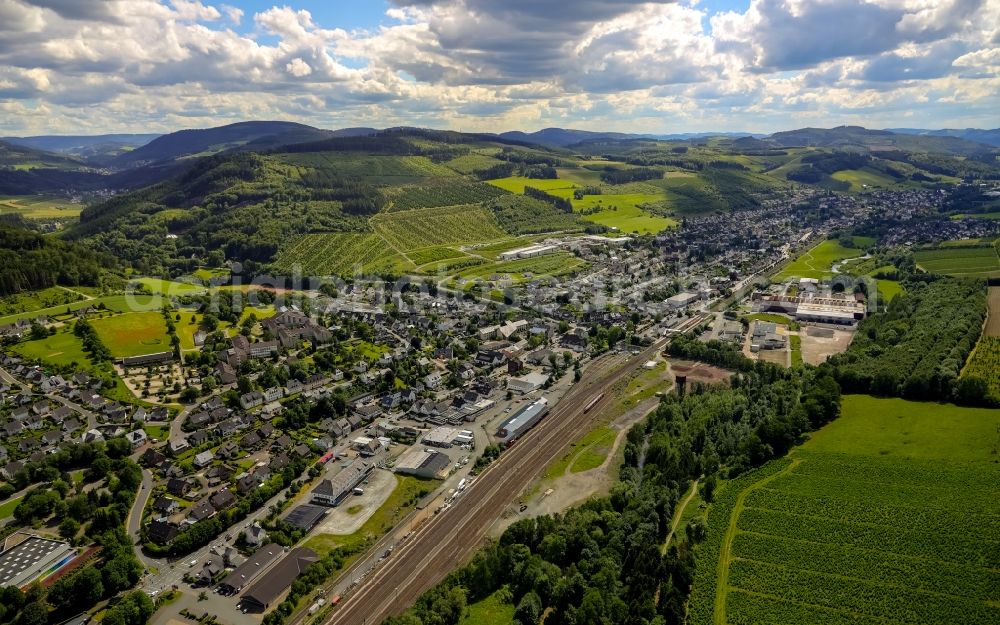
[16,602,47,625]
[514,591,542,625]
[58,518,80,540]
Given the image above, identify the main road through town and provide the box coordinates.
[323,314,706,625]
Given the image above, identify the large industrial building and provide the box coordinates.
[754,293,865,326]
[394,449,451,479]
[311,461,373,507]
[240,547,317,612]
[500,244,559,261]
[496,397,549,445]
[0,533,75,588]
[218,543,283,594]
[507,371,548,395]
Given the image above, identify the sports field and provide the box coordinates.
[913,244,1000,278]
[688,395,1000,625]
[773,236,875,280]
[89,312,172,357]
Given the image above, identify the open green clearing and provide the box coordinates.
[0,286,86,317]
[773,236,875,281]
[951,211,1000,220]
[0,496,24,521]
[0,195,82,219]
[830,168,905,192]
[569,427,617,473]
[455,252,589,284]
[688,394,1000,625]
[276,153,458,183]
[12,329,89,367]
[744,313,798,329]
[486,176,577,194]
[132,277,206,296]
[0,294,159,326]
[458,589,515,625]
[914,245,1000,279]
[89,312,172,357]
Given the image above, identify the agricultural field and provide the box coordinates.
[688,395,1000,625]
[829,167,907,192]
[962,336,1000,402]
[572,192,677,234]
[486,176,577,194]
[387,180,508,211]
[0,195,82,219]
[89,311,172,357]
[372,205,508,251]
[455,252,589,284]
[407,246,469,267]
[276,153,457,182]
[914,244,1000,278]
[773,236,874,280]
[271,233,407,276]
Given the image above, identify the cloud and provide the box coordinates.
[0,0,995,134]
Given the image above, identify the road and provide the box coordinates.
[322,315,705,625]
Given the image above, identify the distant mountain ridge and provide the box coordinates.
[109,121,337,168]
[887,127,1000,147]
[2,134,160,154]
[497,127,765,147]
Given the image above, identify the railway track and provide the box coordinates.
[320,315,705,625]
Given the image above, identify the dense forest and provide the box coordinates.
[828,277,987,403]
[0,223,114,297]
[385,352,840,625]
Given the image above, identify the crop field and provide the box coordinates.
[455,252,589,284]
[688,395,1000,625]
[89,311,172,357]
[272,233,406,276]
[988,286,1000,336]
[773,236,874,281]
[388,180,508,211]
[442,153,502,175]
[407,246,469,267]
[372,205,508,251]
[0,195,82,219]
[962,336,1000,402]
[486,176,577,194]
[276,153,457,182]
[913,245,1000,278]
[12,329,89,367]
[572,192,677,234]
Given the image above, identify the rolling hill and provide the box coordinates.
[108,120,337,168]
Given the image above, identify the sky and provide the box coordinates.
[0,0,997,136]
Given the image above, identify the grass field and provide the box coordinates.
[744,313,798,329]
[951,211,1000,220]
[372,204,508,252]
[132,278,206,296]
[90,312,172,357]
[773,236,875,281]
[569,427,616,473]
[0,294,159,326]
[0,496,23,521]
[914,245,1000,278]
[688,395,1000,625]
[455,252,589,284]
[486,176,577,194]
[459,590,514,625]
[829,168,904,192]
[12,329,90,367]
[0,195,82,219]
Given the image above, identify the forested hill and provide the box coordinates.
[0,223,116,296]
[108,121,336,168]
[64,130,579,276]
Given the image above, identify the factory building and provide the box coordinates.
[496,397,549,445]
[218,543,283,594]
[0,533,75,588]
[240,547,317,612]
[312,461,373,507]
[394,449,452,479]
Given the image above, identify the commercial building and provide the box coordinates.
[217,543,284,594]
[500,244,559,261]
[282,504,327,532]
[507,371,548,395]
[311,461,373,507]
[496,397,549,445]
[120,351,174,368]
[750,321,786,351]
[394,449,451,479]
[422,426,459,448]
[240,547,317,611]
[665,292,701,310]
[0,534,75,587]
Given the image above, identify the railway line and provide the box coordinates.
[319,314,706,625]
